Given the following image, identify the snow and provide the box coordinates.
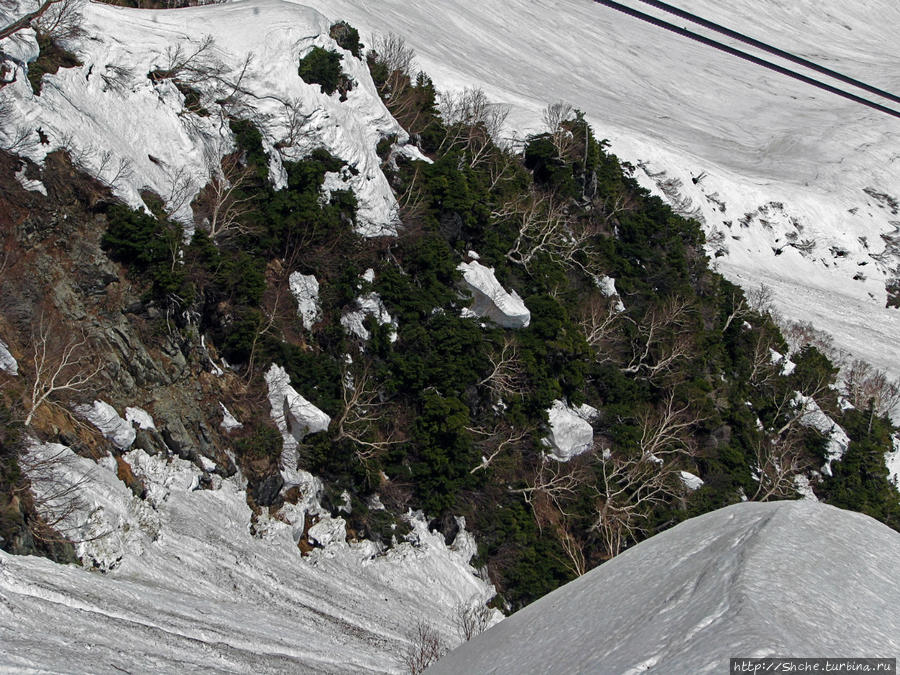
[457,260,531,329]
[0,337,17,375]
[887,435,900,488]
[297,0,900,379]
[3,439,497,673]
[679,470,704,491]
[73,400,136,450]
[544,400,594,462]
[264,363,331,486]
[597,275,625,313]
[0,0,411,235]
[13,165,46,195]
[429,501,900,674]
[341,291,397,342]
[125,406,156,430]
[220,401,243,432]
[794,393,850,476]
[289,271,321,331]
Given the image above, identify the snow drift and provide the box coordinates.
[429,500,900,674]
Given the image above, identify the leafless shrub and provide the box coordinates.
[542,101,575,159]
[194,152,255,240]
[622,296,694,382]
[476,336,526,403]
[32,0,83,41]
[750,430,813,501]
[746,283,774,315]
[438,88,509,167]
[100,63,134,94]
[453,599,492,642]
[401,621,447,675]
[24,316,103,426]
[842,359,900,417]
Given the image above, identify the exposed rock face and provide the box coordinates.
[457,260,530,329]
[544,400,595,461]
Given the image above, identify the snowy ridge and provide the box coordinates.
[1,0,410,234]
[429,500,900,674]
[298,0,900,376]
[2,439,496,673]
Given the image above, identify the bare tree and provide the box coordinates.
[453,599,492,642]
[578,291,620,354]
[622,297,693,381]
[401,621,447,675]
[31,0,82,41]
[499,191,599,276]
[476,336,526,402]
[542,101,575,160]
[195,152,255,241]
[333,360,402,473]
[24,317,103,426]
[0,0,71,41]
[842,359,900,418]
[750,431,812,501]
[510,458,588,531]
[438,88,509,167]
[592,447,682,558]
[636,392,701,461]
[468,422,531,474]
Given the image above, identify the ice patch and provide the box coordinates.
[341,291,397,342]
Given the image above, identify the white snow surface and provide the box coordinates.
[289,272,322,331]
[73,400,136,449]
[0,337,17,375]
[298,0,900,379]
[544,400,594,462]
[3,440,497,674]
[0,0,409,235]
[428,500,900,674]
[679,470,704,491]
[457,261,530,329]
[219,401,243,432]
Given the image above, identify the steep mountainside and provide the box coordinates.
[300,0,900,377]
[429,500,900,674]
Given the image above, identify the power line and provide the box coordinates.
[592,0,900,120]
[633,0,900,106]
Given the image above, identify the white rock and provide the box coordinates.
[545,400,594,461]
[288,272,321,331]
[73,400,135,449]
[0,338,18,375]
[457,260,530,329]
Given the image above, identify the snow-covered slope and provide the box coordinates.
[429,500,900,674]
[0,0,411,234]
[299,0,900,376]
[0,441,495,674]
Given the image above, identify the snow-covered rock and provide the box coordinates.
[457,261,530,329]
[289,272,321,331]
[0,0,410,235]
[14,165,47,195]
[794,393,850,476]
[265,363,331,486]
[429,501,900,674]
[679,470,704,491]
[125,406,156,430]
[544,400,594,461]
[341,291,397,342]
[219,402,243,432]
[887,435,900,488]
[73,400,135,449]
[0,338,17,375]
[597,275,625,312]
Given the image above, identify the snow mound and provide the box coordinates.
[73,400,135,449]
[1,0,408,235]
[544,400,594,462]
[289,272,321,331]
[457,261,530,329]
[429,501,900,674]
[0,337,17,375]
